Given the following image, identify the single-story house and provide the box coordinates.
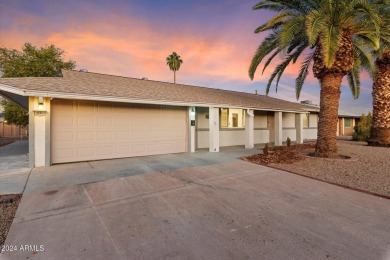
[337,111,361,137]
[0,70,320,168]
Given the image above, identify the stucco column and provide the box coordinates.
[341,118,345,136]
[295,113,304,144]
[209,107,219,152]
[336,118,340,136]
[188,106,196,153]
[30,97,51,167]
[28,97,35,168]
[274,111,282,146]
[245,109,254,148]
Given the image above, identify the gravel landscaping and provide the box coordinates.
[0,194,22,246]
[244,140,390,197]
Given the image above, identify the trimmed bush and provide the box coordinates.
[286,137,291,147]
[263,143,270,155]
[352,112,372,141]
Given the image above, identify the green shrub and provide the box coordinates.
[352,112,372,141]
[286,137,291,147]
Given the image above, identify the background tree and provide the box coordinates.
[166,52,183,83]
[1,99,28,127]
[0,43,76,130]
[249,0,382,158]
[0,43,76,77]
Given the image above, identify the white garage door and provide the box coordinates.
[51,99,188,164]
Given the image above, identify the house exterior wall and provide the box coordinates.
[254,111,268,128]
[283,129,296,142]
[337,117,357,136]
[344,125,354,136]
[282,112,295,128]
[303,129,317,140]
[220,129,245,147]
[196,108,272,148]
[309,114,318,128]
[282,112,296,142]
[303,113,318,140]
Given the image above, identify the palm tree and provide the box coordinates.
[249,0,382,158]
[166,52,183,83]
[369,50,390,146]
[368,2,390,146]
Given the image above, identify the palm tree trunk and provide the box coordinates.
[174,71,176,84]
[368,50,390,147]
[314,73,343,158]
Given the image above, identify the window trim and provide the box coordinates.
[219,108,246,129]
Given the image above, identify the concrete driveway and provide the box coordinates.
[0,140,31,194]
[2,149,390,259]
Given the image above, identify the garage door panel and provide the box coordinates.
[115,131,129,140]
[97,103,114,113]
[51,100,187,163]
[97,132,112,141]
[97,117,113,126]
[97,145,113,156]
[115,117,130,126]
[55,116,74,126]
[77,102,95,113]
[77,147,95,157]
[53,148,74,161]
[77,132,94,141]
[54,132,74,142]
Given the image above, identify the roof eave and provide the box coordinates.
[0,83,310,113]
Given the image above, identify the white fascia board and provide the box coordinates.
[0,84,26,96]
[0,84,309,113]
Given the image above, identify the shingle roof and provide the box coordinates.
[0,70,319,113]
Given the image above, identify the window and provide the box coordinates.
[232,113,238,127]
[344,118,351,127]
[221,108,228,127]
[303,114,309,128]
[220,108,245,128]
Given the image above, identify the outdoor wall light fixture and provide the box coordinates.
[34,97,47,116]
[38,97,44,110]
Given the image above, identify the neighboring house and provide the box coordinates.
[0,70,319,167]
[337,111,361,137]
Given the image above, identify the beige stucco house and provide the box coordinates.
[0,70,319,168]
[337,111,361,137]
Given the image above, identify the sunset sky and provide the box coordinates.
[0,0,372,114]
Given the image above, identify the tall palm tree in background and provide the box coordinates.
[166,52,183,84]
[249,0,383,158]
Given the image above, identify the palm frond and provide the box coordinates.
[265,43,307,95]
[262,49,282,74]
[249,32,279,80]
[347,64,361,99]
[320,23,341,68]
[295,52,314,100]
[306,9,326,47]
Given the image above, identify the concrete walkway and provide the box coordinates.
[2,151,390,259]
[0,140,31,194]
